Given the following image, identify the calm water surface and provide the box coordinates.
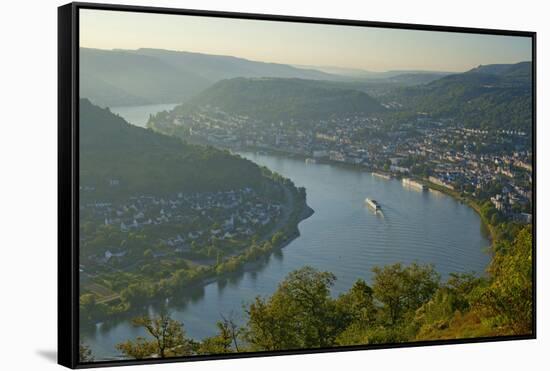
[82,109,491,360]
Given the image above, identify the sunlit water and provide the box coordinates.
[82,108,491,360]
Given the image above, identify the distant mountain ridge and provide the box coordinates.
[80,48,338,107]
[293,64,455,80]
[80,48,456,108]
[389,61,532,131]
[125,48,337,82]
[383,72,454,86]
[80,49,532,132]
[468,61,532,77]
[80,48,211,107]
[178,77,386,121]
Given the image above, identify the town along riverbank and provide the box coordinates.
[80,180,314,327]
[82,151,490,360]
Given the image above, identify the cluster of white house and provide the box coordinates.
[81,187,283,263]
[150,106,533,225]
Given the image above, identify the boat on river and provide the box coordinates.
[402,178,427,191]
[372,172,391,180]
[365,198,381,211]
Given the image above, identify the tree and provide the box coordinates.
[244,266,341,350]
[220,314,242,352]
[120,282,155,307]
[116,336,156,359]
[477,226,533,334]
[445,273,484,313]
[116,313,193,359]
[414,273,485,339]
[336,279,376,324]
[79,342,94,362]
[197,328,231,355]
[372,263,440,325]
[197,315,241,354]
[79,293,109,321]
[334,279,378,345]
[79,293,97,321]
[271,231,285,246]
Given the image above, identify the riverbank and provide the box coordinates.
[193,201,314,288]
[415,179,497,244]
[246,145,497,243]
[83,150,492,359]
[237,145,498,248]
[234,144,496,242]
[82,183,315,327]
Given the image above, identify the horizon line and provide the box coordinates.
[79,46,531,75]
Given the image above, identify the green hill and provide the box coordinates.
[178,77,385,121]
[389,62,532,131]
[80,48,338,107]
[80,48,212,107]
[469,61,531,79]
[79,99,276,198]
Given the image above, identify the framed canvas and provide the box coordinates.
[58,2,536,368]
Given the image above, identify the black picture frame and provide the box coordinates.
[58,2,537,368]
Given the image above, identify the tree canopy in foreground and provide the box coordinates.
[109,225,531,360]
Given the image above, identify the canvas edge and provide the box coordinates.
[57,2,537,369]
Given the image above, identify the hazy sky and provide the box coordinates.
[80,9,531,73]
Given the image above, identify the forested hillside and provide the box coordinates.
[177,77,385,121]
[388,62,532,131]
[80,99,275,198]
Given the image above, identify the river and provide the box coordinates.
[82,109,491,360]
[110,103,179,128]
